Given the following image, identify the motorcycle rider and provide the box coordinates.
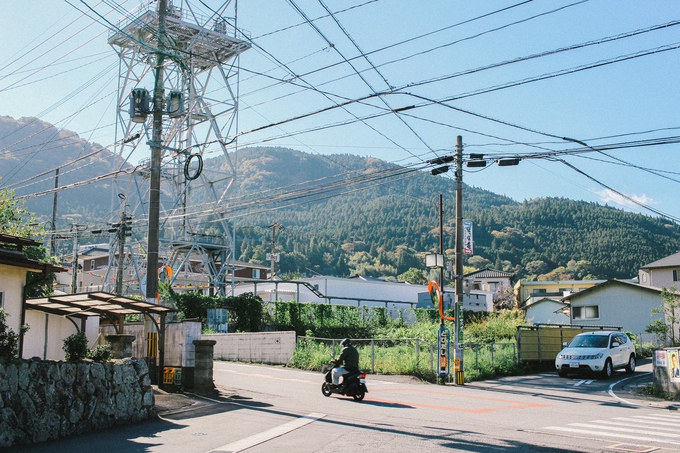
[332,338,359,388]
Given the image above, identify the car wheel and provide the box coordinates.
[557,369,568,378]
[625,354,636,373]
[601,358,613,379]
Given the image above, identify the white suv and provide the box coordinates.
[555,331,636,379]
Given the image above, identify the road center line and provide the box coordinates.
[208,412,325,453]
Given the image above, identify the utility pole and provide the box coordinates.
[70,224,82,294]
[146,0,167,304]
[454,135,464,385]
[115,211,132,296]
[268,222,284,280]
[439,194,445,306]
[50,168,59,256]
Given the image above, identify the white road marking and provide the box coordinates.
[545,426,680,446]
[573,379,593,386]
[208,412,325,453]
[569,422,680,439]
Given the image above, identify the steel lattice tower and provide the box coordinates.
[107,0,250,297]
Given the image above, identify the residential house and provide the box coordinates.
[464,268,514,294]
[521,297,570,325]
[0,233,78,359]
[639,251,680,289]
[562,279,664,340]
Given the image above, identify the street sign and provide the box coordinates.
[438,326,450,377]
[463,220,473,255]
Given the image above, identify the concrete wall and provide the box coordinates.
[0,357,155,448]
[100,321,202,368]
[652,348,680,399]
[205,331,297,365]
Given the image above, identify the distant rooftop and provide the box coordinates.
[641,251,680,269]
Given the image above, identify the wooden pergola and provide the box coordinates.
[24,291,176,384]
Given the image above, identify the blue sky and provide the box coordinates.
[1,0,680,222]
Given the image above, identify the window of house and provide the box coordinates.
[674,269,679,282]
[572,305,599,320]
[252,269,260,279]
[533,288,546,294]
[0,292,4,309]
[642,273,648,283]
[559,288,570,294]
[90,259,96,270]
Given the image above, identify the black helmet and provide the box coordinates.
[341,338,351,346]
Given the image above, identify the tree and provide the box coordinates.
[0,187,42,237]
[1,187,58,297]
[647,286,680,345]
[397,267,427,285]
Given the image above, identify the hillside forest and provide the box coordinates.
[2,116,680,284]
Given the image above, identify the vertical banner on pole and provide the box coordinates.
[438,326,451,378]
[463,220,473,255]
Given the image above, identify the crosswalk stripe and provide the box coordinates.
[611,416,680,428]
[545,426,680,446]
[596,419,679,432]
[569,422,680,438]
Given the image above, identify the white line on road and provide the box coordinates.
[208,412,325,453]
[545,426,680,446]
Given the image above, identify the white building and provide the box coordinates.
[639,251,680,289]
[562,279,664,340]
[231,275,494,313]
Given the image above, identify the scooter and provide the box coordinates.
[321,364,368,401]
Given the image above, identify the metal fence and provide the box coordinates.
[463,342,517,373]
[298,336,520,377]
[299,336,435,375]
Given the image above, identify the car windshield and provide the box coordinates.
[569,335,609,348]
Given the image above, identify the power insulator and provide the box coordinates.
[213,19,227,34]
[129,88,150,123]
[167,90,184,118]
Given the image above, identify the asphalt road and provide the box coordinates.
[8,359,680,453]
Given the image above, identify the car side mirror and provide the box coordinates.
[562,342,567,347]
[611,341,620,348]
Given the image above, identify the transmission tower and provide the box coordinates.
[107,0,250,297]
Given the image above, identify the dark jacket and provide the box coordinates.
[336,344,359,371]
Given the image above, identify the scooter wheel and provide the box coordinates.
[321,382,332,397]
[352,389,365,401]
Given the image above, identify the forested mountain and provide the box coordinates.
[2,115,680,281]
[225,147,680,281]
[0,116,119,224]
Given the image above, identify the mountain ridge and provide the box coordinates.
[1,115,679,280]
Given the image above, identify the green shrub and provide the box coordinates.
[0,309,26,364]
[63,332,89,362]
[87,344,112,362]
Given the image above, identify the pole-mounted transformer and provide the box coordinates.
[129,88,150,123]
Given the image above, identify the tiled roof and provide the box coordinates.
[464,267,514,279]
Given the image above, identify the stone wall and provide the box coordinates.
[0,357,156,448]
